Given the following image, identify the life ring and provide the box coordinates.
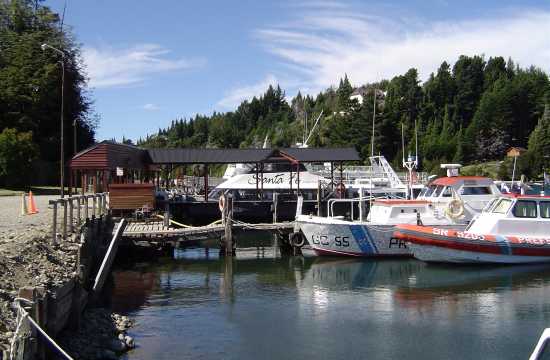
[445,199,465,219]
[335,183,346,198]
[290,232,305,248]
[218,194,226,213]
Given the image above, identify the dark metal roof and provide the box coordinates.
[147,148,274,164]
[70,141,361,168]
[279,147,360,162]
[147,147,360,164]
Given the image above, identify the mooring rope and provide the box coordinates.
[10,298,74,360]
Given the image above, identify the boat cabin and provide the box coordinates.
[417,176,500,211]
[467,195,550,236]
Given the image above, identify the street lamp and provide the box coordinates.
[41,43,66,197]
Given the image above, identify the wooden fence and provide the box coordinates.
[48,193,108,243]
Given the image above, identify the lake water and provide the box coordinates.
[110,247,550,360]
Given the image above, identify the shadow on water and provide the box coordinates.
[109,248,550,360]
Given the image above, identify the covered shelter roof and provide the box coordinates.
[70,141,361,169]
[146,147,360,164]
[69,141,148,170]
[147,148,273,164]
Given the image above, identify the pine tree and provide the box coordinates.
[527,96,550,173]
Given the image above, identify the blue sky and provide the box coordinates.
[45,0,550,142]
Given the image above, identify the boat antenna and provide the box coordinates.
[371,88,376,158]
[401,122,405,167]
[303,110,323,147]
[415,118,419,165]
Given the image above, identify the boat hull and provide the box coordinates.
[395,224,550,264]
[297,217,412,257]
[407,243,550,264]
[171,199,322,226]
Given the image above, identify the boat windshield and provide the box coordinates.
[492,198,513,214]
[420,186,435,197]
[482,198,499,212]
[432,185,445,197]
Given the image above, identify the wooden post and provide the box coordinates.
[62,199,67,240]
[69,170,73,196]
[84,196,89,220]
[76,196,81,226]
[52,201,58,244]
[204,164,209,202]
[260,162,264,198]
[69,197,74,233]
[103,193,108,214]
[225,195,233,256]
[272,192,279,256]
[296,162,300,194]
[330,162,334,190]
[163,199,170,227]
[92,195,96,218]
[317,180,321,216]
[272,192,279,223]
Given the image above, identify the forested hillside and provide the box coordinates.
[140,56,550,178]
[0,0,96,186]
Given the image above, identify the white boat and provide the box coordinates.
[296,174,501,257]
[394,194,550,264]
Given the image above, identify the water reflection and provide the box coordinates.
[111,249,550,360]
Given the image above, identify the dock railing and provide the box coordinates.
[48,192,108,243]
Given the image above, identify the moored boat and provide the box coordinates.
[297,174,501,257]
[394,194,550,264]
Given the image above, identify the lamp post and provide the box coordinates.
[41,43,66,197]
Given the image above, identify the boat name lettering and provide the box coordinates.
[247,173,299,185]
[432,228,449,236]
[456,232,485,241]
[517,237,550,245]
[311,234,350,247]
[389,238,407,248]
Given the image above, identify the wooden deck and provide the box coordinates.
[120,220,295,242]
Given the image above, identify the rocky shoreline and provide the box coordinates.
[0,195,135,359]
[59,309,135,360]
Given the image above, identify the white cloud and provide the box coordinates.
[142,103,160,111]
[256,6,550,92]
[82,44,204,88]
[217,74,280,109]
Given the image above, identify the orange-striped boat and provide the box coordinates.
[394,195,550,264]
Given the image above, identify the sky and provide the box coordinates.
[44,0,550,142]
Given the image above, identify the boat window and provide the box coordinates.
[492,199,513,214]
[433,186,445,197]
[423,186,435,197]
[482,198,499,212]
[540,202,550,218]
[441,187,452,197]
[460,186,492,195]
[512,200,538,218]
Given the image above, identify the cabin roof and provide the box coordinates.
[431,176,490,186]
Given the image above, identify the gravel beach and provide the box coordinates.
[0,195,80,348]
[0,194,134,359]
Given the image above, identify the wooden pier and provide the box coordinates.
[120,220,296,242]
